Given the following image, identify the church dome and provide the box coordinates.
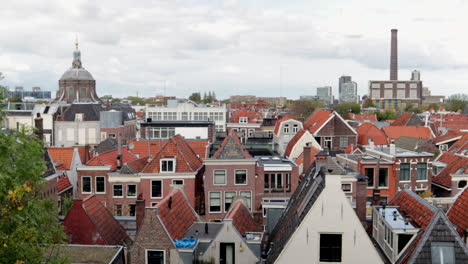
[60,67,94,81]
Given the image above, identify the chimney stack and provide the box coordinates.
[390,29,398,80]
[303,142,312,174]
[135,194,146,230]
[34,113,44,142]
[355,174,368,226]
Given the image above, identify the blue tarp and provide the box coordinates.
[174,238,198,248]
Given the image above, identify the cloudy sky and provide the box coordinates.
[1,0,467,99]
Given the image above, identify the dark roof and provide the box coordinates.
[391,113,423,126]
[62,103,104,121]
[184,222,224,240]
[394,136,437,153]
[42,150,56,178]
[447,187,468,238]
[43,244,124,264]
[225,200,258,236]
[264,167,326,263]
[95,138,118,154]
[212,130,251,159]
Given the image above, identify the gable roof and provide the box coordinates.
[382,126,433,140]
[284,129,307,158]
[95,138,118,154]
[304,109,333,133]
[57,173,72,193]
[225,200,257,236]
[48,146,90,170]
[229,108,263,123]
[273,116,296,135]
[349,113,378,123]
[394,136,437,153]
[86,147,137,171]
[446,133,468,155]
[128,140,209,160]
[391,113,423,126]
[141,135,203,173]
[265,167,326,263]
[156,188,200,240]
[432,153,468,188]
[433,130,463,145]
[447,187,468,238]
[120,156,150,174]
[356,123,388,145]
[60,103,104,121]
[63,195,130,245]
[212,130,251,159]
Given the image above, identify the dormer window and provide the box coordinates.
[292,124,299,133]
[239,117,248,123]
[283,124,290,134]
[160,158,176,172]
[75,113,84,121]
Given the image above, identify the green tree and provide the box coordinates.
[333,102,361,118]
[362,98,375,108]
[289,100,325,119]
[376,109,397,121]
[0,127,67,263]
[125,96,145,105]
[446,93,468,112]
[189,92,202,103]
[8,96,22,103]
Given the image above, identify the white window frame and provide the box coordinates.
[283,124,290,134]
[235,169,248,185]
[151,180,163,199]
[324,136,332,149]
[213,169,227,185]
[145,249,165,264]
[127,184,137,198]
[340,136,348,147]
[82,176,92,194]
[113,184,123,198]
[239,117,248,123]
[292,124,299,133]
[95,176,106,194]
[160,158,176,173]
[224,191,237,213]
[240,190,252,211]
[416,162,428,182]
[341,183,352,193]
[209,191,222,213]
[172,179,184,185]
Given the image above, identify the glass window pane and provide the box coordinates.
[235,170,247,184]
[127,184,136,197]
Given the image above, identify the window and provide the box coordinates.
[151,180,162,198]
[340,137,348,147]
[209,192,221,213]
[68,87,74,97]
[248,129,254,137]
[129,204,136,216]
[82,176,91,193]
[324,136,332,149]
[235,170,247,185]
[80,87,86,98]
[365,168,374,187]
[163,112,176,120]
[431,243,455,264]
[113,184,123,197]
[224,191,236,212]
[240,191,251,210]
[172,179,184,185]
[146,250,165,264]
[271,173,283,191]
[96,176,105,193]
[283,124,290,134]
[400,163,410,181]
[264,174,270,190]
[320,234,342,262]
[292,124,299,133]
[160,159,175,172]
[181,112,188,120]
[239,117,247,123]
[214,170,226,185]
[286,173,291,192]
[147,127,175,139]
[341,184,352,193]
[378,168,388,187]
[114,204,122,216]
[458,180,467,189]
[127,184,137,197]
[417,163,427,181]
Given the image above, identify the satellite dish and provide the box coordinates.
[128,143,135,150]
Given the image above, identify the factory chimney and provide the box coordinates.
[390,29,398,80]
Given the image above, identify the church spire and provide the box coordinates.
[72,36,82,69]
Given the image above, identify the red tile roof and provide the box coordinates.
[284,129,306,158]
[124,156,150,173]
[212,129,251,159]
[356,123,388,145]
[274,117,292,135]
[390,113,412,126]
[229,108,263,123]
[57,173,72,193]
[295,145,320,165]
[225,200,257,236]
[229,103,269,111]
[447,134,468,155]
[348,113,378,123]
[157,188,199,240]
[142,135,203,173]
[48,146,90,170]
[304,110,333,134]
[63,195,130,245]
[433,130,463,144]
[86,147,137,171]
[128,140,208,161]
[432,153,468,188]
[447,187,468,238]
[382,126,433,140]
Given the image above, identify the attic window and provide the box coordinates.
[320,234,342,262]
[160,159,175,173]
[431,242,455,264]
[239,117,248,123]
[458,180,467,189]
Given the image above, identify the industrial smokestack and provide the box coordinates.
[390,29,398,80]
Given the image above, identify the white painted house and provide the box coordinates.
[273,118,303,156]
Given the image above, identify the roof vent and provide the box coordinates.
[168,196,173,209]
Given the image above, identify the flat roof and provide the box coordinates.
[376,207,418,230]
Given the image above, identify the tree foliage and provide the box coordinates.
[376,109,397,121]
[333,102,361,118]
[446,93,468,111]
[0,128,67,263]
[362,98,376,108]
[189,92,202,103]
[289,100,325,119]
[125,96,145,105]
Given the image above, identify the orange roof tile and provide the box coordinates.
[432,153,468,188]
[447,187,468,237]
[86,147,137,171]
[304,110,333,134]
[273,116,294,135]
[356,123,388,145]
[284,129,306,158]
[295,146,320,165]
[229,108,263,123]
[128,140,208,161]
[157,188,199,240]
[348,113,378,123]
[48,146,90,170]
[57,173,72,193]
[382,126,433,140]
[225,200,258,236]
[390,113,412,126]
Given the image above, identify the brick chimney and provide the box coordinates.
[135,194,145,230]
[303,142,312,174]
[390,29,398,80]
[34,113,44,142]
[355,173,368,226]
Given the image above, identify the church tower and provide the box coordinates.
[55,40,100,103]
